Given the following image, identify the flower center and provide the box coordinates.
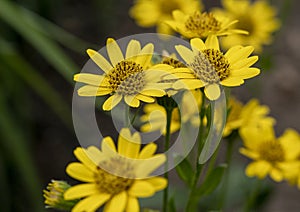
[185,12,221,37]
[107,60,146,95]
[94,157,135,195]
[236,15,255,34]
[258,141,285,163]
[162,57,186,68]
[189,49,230,84]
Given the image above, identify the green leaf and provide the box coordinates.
[194,164,227,197]
[0,0,79,81]
[174,155,194,188]
[0,39,72,129]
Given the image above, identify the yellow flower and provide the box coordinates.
[173,35,260,100]
[141,90,202,134]
[165,10,247,39]
[223,98,276,137]
[240,126,300,182]
[74,38,173,111]
[213,0,280,53]
[64,128,167,212]
[129,0,203,34]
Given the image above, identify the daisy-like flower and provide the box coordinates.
[213,0,281,53]
[64,128,167,212]
[74,38,173,111]
[173,35,260,100]
[239,126,300,182]
[165,10,247,39]
[129,0,203,35]
[141,90,202,134]
[223,98,276,137]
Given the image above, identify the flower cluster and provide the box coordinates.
[43,0,300,212]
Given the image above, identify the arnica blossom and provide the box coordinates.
[64,128,167,212]
[165,10,247,39]
[223,98,276,137]
[141,89,202,134]
[173,35,260,100]
[239,126,300,182]
[129,0,202,35]
[44,180,78,210]
[74,38,173,111]
[213,0,281,53]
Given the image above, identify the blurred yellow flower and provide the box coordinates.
[240,127,300,182]
[165,10,247,39]
[173,35,260,100]
[129,0,202,34]
[74,38,174,110]
[64,128,167,212]
[223,98,276,137]
[213,0,281,53]
[141,89,202,134]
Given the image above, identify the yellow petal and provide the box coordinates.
[230,67,260,79]
[173,79,204,90]
[124,95,140,108]
[138,143,157,159]
[175,45,195,64]
[270,168,284,182]
[101,136,117,153]
[191,38,206,52]
[107,38,124,66]
[78,85,111,96]
[66,162,95,182]
[126,40,141,59]
[104,191,127,212]
[230,56,258,70]
[204,83,220,100]
[102,94,122,111]
[64,183,98,200]
[86,49,112,73]
[135,94,155,103]
[135,43,154,67]
[226,46,254,65]
[220,77,244,86]
[144,177,167,191]
[118,129,141,159]
[128,181,155,197]
[126,196,139,212]
[140,88,165,97]
[72,193,111,212]
[136,154,166,177]
[74,147,97,171]
[245,161,271,179]
[205,35,219,50]
[74,73,104,86]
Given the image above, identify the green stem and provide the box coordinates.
[244,180,261,212]
[163,108,173,212]
[185,93,206,212]
[218,135,235,209]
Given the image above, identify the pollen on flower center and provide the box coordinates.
[107,60,146,95]
[185,12,221,37]
[94,157,135,195]
[162,57,186,68]
[258,141,285,163]
[189,49,230,83]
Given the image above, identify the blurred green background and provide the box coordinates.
[0,0,299,211]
